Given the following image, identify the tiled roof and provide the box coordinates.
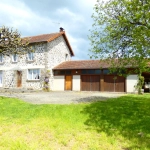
[23,32,74,56]
[53,60,110,70]
[53,59,150,70]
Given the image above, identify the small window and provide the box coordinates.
[59,70,65,75]
[87,70,95,74]
[95,69,101,74]
[0,54,3,63]
[12,54,18,62]
[54,70,71,75]
[81,70,87,74]
[54,70,60,75]
[27,52,34,61]
[28,69,40,80]
[103,69,110,74]
[66,70,71,75]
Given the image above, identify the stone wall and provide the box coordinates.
[0,43,46,89]
[46,36,72,90]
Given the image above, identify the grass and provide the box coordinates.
[0,94,150,150]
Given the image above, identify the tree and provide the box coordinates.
[0,26,30,55]
[89,0,150,94]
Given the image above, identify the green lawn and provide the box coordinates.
[0,94,150,150]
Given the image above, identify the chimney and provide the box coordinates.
[59,27,65,32]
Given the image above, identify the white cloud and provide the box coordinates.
[0,0,95,60]
[0,0,60,36]
[56,8,85,23]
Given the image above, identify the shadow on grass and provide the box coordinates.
[82,95,150,149]
[73,96,111,103]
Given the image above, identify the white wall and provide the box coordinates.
[0,71,3,87]
[53,76,64,91]
[126,75,138,93]
[72,75,80,91]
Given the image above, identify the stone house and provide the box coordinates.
[0,30,74,90]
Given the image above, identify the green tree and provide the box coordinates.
[0,26,30,55]
[89,0,150,94]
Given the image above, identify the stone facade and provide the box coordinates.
[0,34,72,90]
[46,36,71,90]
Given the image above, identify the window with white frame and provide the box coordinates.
[27,51,34,61]
[0,54,3,63]
[28,69,40,80]
[12,54,18,62]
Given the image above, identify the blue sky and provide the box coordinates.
[0,0,97,60]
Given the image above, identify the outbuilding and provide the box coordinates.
[53,60,143,93]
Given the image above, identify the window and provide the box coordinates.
[65,70,71,75]
[65,54,68,61]
[95,69,102,74]
[103,69,110,74]
[54,70,71,75]
[12,54,18,62]
[81,70,87,74]
[27,52,34,61]
[81,69,102,74]
[87,70,95,74]
[28,69,40,80]
[0,54,3,63]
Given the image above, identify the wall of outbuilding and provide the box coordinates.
[126,75,138,93]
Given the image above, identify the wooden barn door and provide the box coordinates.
[65,75,72,90]
[115,76,125,92]
[17,71,22,87]
[81,75,90,91]
[104,75,125,92]
[91,75,100,91]
[81,75,100,91]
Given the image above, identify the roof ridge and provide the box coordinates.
[23,32,61,38]
[22,32,74,56]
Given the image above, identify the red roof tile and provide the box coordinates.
[54,59,150,70]
[23,32,74,56]
[53,60,110,70]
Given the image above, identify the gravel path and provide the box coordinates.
[0,91,125,104]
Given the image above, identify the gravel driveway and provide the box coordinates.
[0,91,125,104]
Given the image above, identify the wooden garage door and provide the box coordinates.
[104,75,125,92]
[81,75,100,91]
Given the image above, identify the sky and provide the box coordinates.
[0,0,97,60]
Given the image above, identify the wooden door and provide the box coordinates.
[104,75,115,92]
[17,71,22,87]
[81,75,100,91]
[104,75,125,92]
[65,75,72,90]
[115,76,125,92]
[91,75,100,91]
[81,75,90,91]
